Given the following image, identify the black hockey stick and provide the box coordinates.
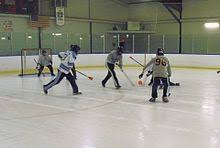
[34,58,38,65]
[34,59,41,70]
[129,56,145,67]
[130,56,152,78]
[75,69,94,80]
[168,86,171,97]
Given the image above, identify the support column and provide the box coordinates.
[38,27,42,48]
[163,3,182,53]
[88,0,93,53]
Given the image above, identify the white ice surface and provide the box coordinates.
[0,68,220,148]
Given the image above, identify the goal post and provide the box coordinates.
[19,48,53,76]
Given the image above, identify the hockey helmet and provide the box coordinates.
[42,50,47,55]
[157,48,164,56]
[70,45,80,53]
[117,41,125,54]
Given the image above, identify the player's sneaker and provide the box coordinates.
[101,81,105,87]
[43,86,48,94]
[115,85,121,89]
[162,96,169,103]
[73,92,82,95]
[149,97,156,102]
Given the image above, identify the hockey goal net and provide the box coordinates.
[19,48,53,76]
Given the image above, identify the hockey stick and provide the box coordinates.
[129,56,153,76]
[129,56,145,67]
[168,85,171,97]
[34,58,40,66]
[130,56,153,86]
[130,56,152,84]
[34,58,38,64]
[34,59,41,70]
[116,65,135,86]
[75,69,93,80]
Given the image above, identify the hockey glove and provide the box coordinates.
[115,63,122,69]
[146,71,153,77]
[36,64,41,70]
[139,73,143,79]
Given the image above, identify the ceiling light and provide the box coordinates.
[1,37,6,40]
[52,33,62,36]
[204,22,219,29]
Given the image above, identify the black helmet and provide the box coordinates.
[42,50,47,54]
[117,46,123,54]
[117,41,125,54]
[42,50,47,55]
[157,48,164,56]
[70,45,80,52]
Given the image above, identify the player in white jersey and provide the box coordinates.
[43,45,81,95]
[139,48,171,103]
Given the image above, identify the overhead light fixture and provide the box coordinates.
[204,22,219,29]
[52,33,62,36]
[1,37,6,40]
[28,35,32,39]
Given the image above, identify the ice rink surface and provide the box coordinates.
[0,67,220,148]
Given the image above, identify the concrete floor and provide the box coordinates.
[0,68,219,148]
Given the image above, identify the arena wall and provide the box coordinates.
[0,54,219,73]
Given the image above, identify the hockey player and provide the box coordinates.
[146,57,179,87]
[37,50,55,77]
[101,43,124,89]
[43,45,81,95]
[139,48,171,103]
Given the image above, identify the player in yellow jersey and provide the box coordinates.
[139,48,171,103]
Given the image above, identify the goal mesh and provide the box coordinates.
[19,48,52,76]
